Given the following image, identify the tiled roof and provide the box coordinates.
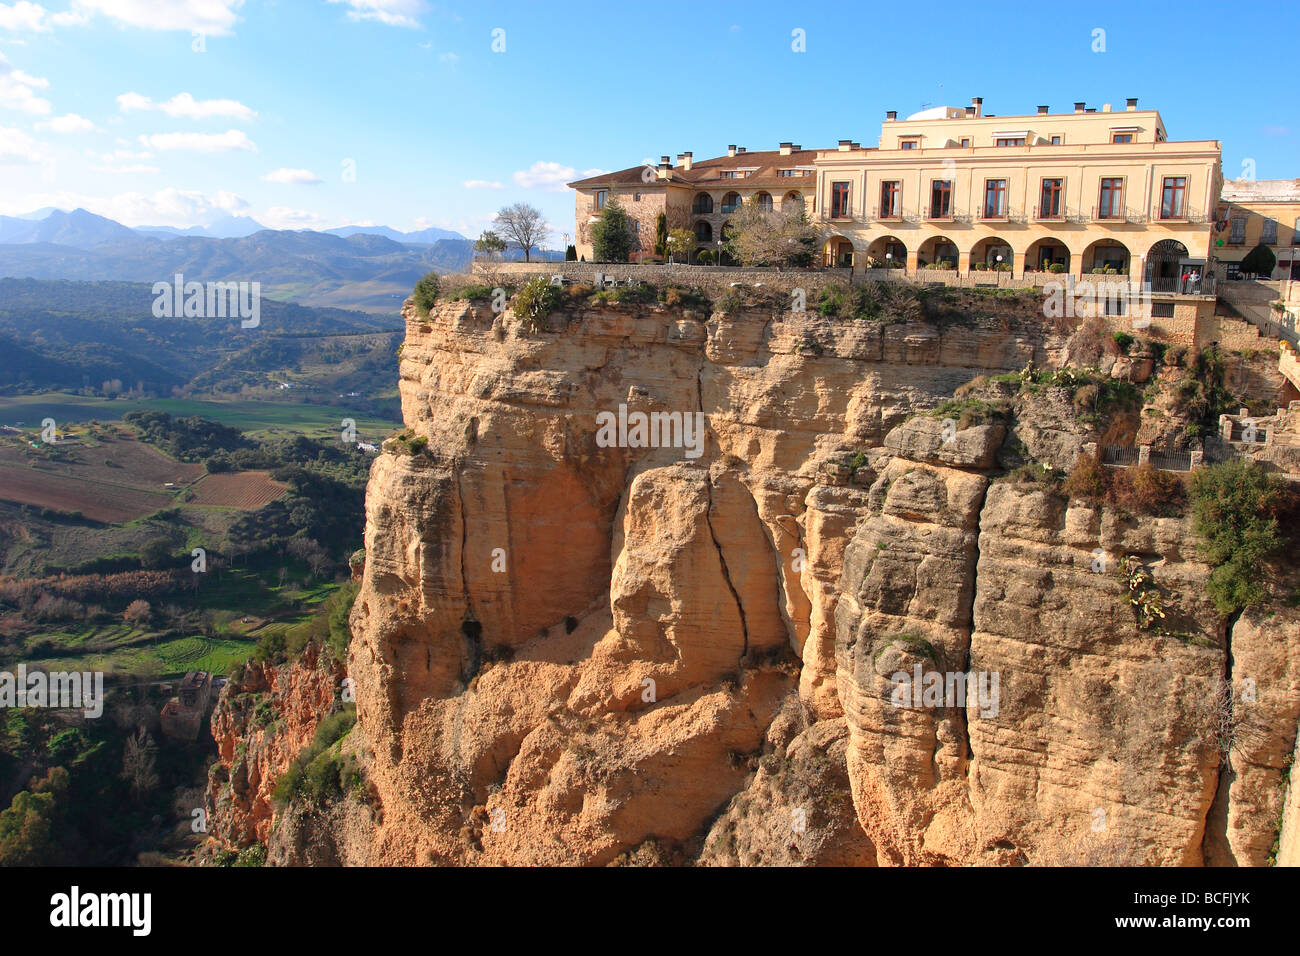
[568,148,830,190]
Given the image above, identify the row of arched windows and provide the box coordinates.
[692,191,803,215]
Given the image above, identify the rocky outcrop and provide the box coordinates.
[206,644,345,848]
[232,291,1299,866]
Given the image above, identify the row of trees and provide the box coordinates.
[587,197,823,268]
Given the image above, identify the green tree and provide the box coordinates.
[565,244,577,261]
[666,228,695,264]
[0,767,68,866]
[474,230,507,259]
[1190,459,1294,614]
[1239,243,1277,278]
[654,212,668,258]
[591,198,633,263]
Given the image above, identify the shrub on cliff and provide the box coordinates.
[412,271,440,314]
[1191,459,1296,614]
[1111,463,1186,517]
[1062,452,1110,502]
[514,276,561,331]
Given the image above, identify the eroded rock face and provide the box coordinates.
[223,295,1299,866]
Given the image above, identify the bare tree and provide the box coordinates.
[493,203,550,263]
[121,728,159,803]
[723,198,825,269]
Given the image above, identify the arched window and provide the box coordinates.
[783,191,804,212]
[721,192,742,214]
[755,192,773,212]
[694,220,713,243]
[692,193,714,214]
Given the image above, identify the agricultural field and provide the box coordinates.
[186,471,288,509]
[0,431,198,522]
[0,392,398,441]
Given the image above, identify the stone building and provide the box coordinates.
[1218,178,1300,280]
[570,96,1223,294]
[160,670,212,741]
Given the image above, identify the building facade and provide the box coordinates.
[569,97,1223,292]
[1217,179,1300,280]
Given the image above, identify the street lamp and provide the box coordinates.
[716,238,723,267]
[996,252,1004,286]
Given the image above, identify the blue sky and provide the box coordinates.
[0,0,1295,241]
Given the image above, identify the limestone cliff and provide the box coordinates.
[217,286,1300,865]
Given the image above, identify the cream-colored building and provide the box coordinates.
[570,97,1228,294]
[1217,178,1300,280]
[816,98,1220,292]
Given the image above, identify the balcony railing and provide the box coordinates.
[1091,206,1147,223]
[1153,207,1211,224]
[870,205,904,221]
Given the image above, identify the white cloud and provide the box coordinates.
[462,179,502,190]
[438,52,457,64]
[138,128,256,151]
[76,0,244,35]
[0,2,88,30]
[88,146,156,173]
[0,123,44,162]
[262,167,322,185]
[116,91,255,120]
[512,161,604,192]
[36,112,96,132]
[259,205,328,229]
[0,186,249,225]
[0,53,50,114]
[327,0,426,28]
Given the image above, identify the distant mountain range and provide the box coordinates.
[0,207,469,247]
[0,209,563,314]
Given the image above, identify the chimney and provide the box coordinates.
[837,139,852,152]
[727,144,737,157]
[851,142,861,149]
[964,106,975,118]
[779,142,793,155]
[659,155,671,168]
[971,96,983,118]
[886,110,897,121]
[1074,101,1086,113]
[682,151,692,171]
[736,146,746,154]
[1037,105,1049,115]
[791,145,801,152]
[1102,103,1112,112]
[1126,97,1139,111]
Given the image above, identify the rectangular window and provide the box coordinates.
[1229,217,1246,244]
[1050,135,1062,145]
[983,179,1007,218]
[959,138,970,147]
[1261,218,1278,243]
[899,138,920,150]
[1098,178,1123,219]
[1103,294,1129,316]
[1151,302,1176,318]
[1111,132,1133,144]
[595,189,608,210]
[1160,177,1186,219]
[634,193,642,202]
[930,180,952,218]
[831,182,851,219]
[1225,262,1241,279]
[995,137,1026,147]
[1039,178,1063,218]
[880,181,900,218]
